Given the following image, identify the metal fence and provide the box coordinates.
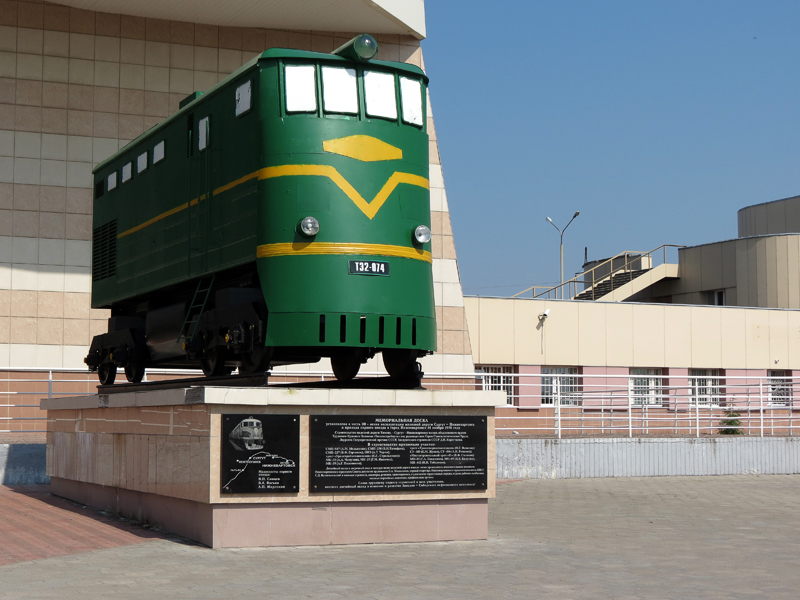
[480,372,800,438]
[4,367,796,439]
[0,367,480,433]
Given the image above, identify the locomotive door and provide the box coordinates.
[189,115,211,276]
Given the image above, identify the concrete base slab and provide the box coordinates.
[51,477,488,548]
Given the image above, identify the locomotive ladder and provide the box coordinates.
[177,274,216,345]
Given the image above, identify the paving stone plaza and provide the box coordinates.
[1,475,798,599]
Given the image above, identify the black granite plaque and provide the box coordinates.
[220,414,299,494]
[309,415,487,492]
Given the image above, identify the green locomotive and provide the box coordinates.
[85,35,436,384]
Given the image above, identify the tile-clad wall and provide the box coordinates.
[0,0,474,375]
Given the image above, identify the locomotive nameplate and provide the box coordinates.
[348,260,390,276]
[309,416,487,493]
[221,414,300,495]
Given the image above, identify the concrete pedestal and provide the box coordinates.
[43,386,502,548]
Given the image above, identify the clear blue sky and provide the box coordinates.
[421,0,800,296]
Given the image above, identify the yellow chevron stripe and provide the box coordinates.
[117,164,428,238]
[256,242,432,263]
[256,165,428,219]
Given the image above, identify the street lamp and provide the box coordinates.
[546,211,580,299]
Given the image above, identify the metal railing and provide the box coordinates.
[0,367,481,433]
[480,372,800,438]
[5,368,796,440]
[513,244,684,300]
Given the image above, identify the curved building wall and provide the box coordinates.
[738,195,800,238]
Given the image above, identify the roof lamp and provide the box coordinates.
[332,34,379,62]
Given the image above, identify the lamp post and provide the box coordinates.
[546,211,580,299]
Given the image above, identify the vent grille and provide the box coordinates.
[187,113,194,157]
[94,180,104,199]
[92,220,117,282]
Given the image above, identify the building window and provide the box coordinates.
[707,290,725,305]
[690,369,721,406]
[476,365,515,405]
[768,370,792,406]
[630,368,663,405]
[541,367,581,406]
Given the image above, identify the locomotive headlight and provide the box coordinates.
[413,224,431,245]
[298,216,320,237]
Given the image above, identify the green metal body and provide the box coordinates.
[91,49,436,358]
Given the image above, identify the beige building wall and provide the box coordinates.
[0,1,473,373]
[465,296,800,370]
[738,195,800,238]
[632,235,800,310]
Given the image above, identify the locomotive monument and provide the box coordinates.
[84,35,436,385]
[45,36,501,549]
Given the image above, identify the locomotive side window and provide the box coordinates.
[235,80,251,116]
[321,67,357,115]
[400,77,423,126]
[107,171,117,191]
[153,140,165,163]
[364,71,397,120]
[137,152,148,173]
[198,117,209,150]
[122,162,132,182]
[285,65,317,113]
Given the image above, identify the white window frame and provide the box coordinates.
[690,369,721,407]
[541,367,581,406]
[629,368,663,406]
[476,365,515,405]
[285,65,317,113]
[768,370,792,407]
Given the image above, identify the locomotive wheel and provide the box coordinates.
[331,351,362,382]
[201,348,229,377]
[238,346,273,375]
[98,362,117,386]
[124,360,145,383]
[383,349,419,380]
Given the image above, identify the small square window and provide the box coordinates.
[107,171,117,191]
[236,81,251,116]
[137,152,148,173]
[122,162,132,182]
[199,116,209,150]
[153,140,165,163]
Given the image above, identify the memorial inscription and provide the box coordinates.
[220,414,300,494]
[310,415,487,492]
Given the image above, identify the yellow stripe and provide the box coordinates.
[117,164,429,238]
[117,202,189,239]
[256,242,432,263]
[256,165,428,219]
